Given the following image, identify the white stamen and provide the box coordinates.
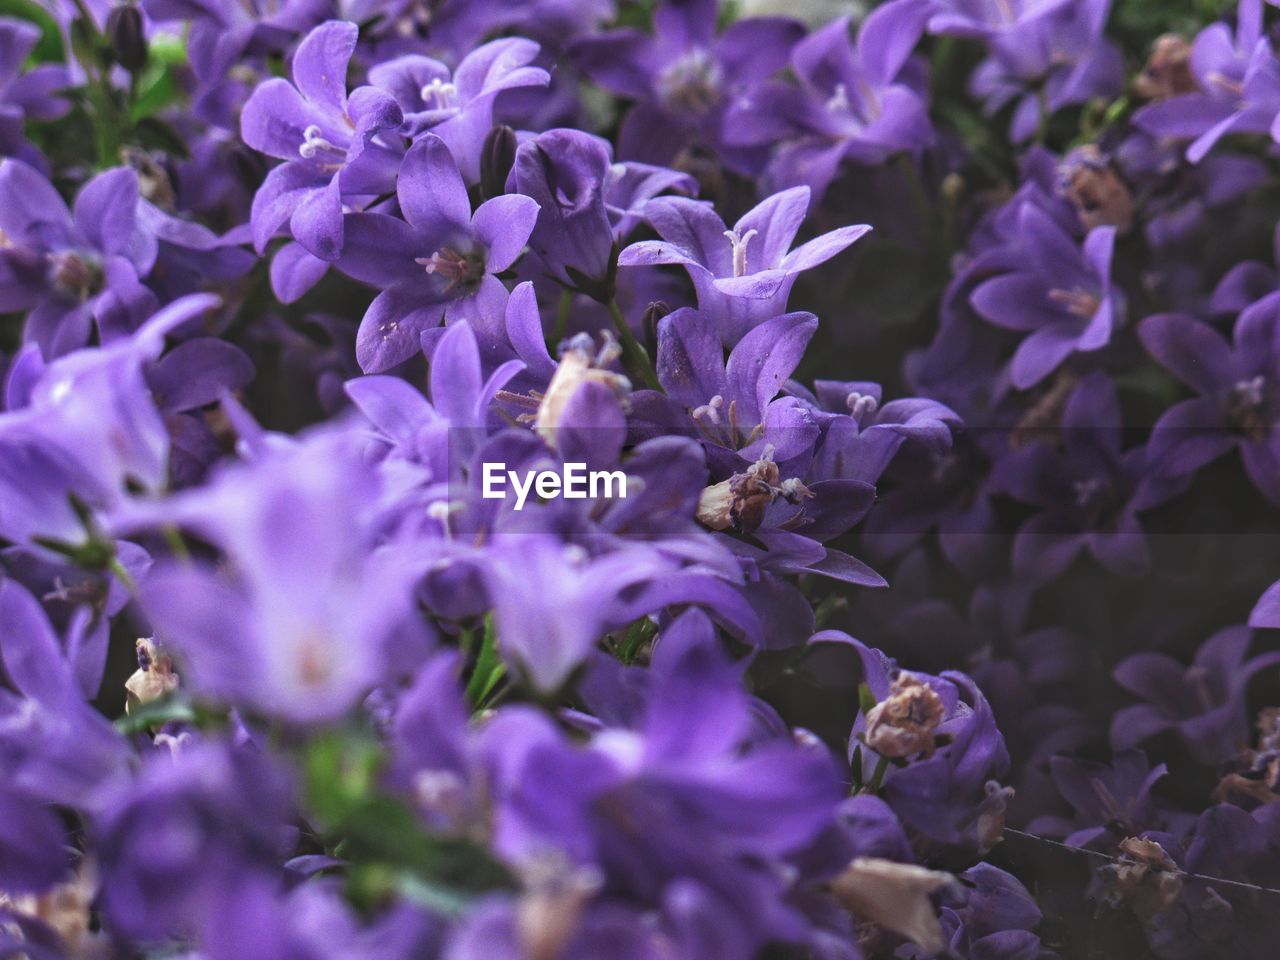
[826,83,851,114]
[723,228,758,278]
[298,124,339,160]
[692,394,725,425]
[1234,375,1266,407]
[847,392,878,419]
[419,78,458,108]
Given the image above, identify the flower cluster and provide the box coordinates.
[1,1,1279,958]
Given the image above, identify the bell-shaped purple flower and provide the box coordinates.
[1139,294,1280,502]
[368,37,549,183]
[620,186,870,344]
[970,203,1118,389]
[1111,626,1280,765]
[725,1,935,199]
[240,20,404,260]
[338,135,539,372]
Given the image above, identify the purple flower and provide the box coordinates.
[964,0,1124,143]
[142,0,329,86]
[131,429,432,723]
[337,134,539,372]
[572,0,803,172]
[1112,626,1280,764]
[369,38,549,183]
[0,160,160,357]
[1139,295,1280,502]
[0,294,220,548]
[1134,0,1280,163]
[0,17,70,165]
[927,0,1075,38]
[824,632,1012,854]
[619,186,870,344]
[725,1,935,199]
[240,20,404,260]
[486,609,842,952]
[990,373,1186,583]
[482,537,759,694]
[94,742,294,942]
[0,577,131,809]
[1030,750,1173,848]
[970,203,1118,389]
[506,129,696,306]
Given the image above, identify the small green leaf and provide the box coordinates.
[0,0,66,62]
[858,682,878,717]
[465,612,505,709]
[113,696,196,733]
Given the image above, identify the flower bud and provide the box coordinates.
[480,125,518,201]
[106,5,148,74]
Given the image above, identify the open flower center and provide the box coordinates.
[723,228,758,278]
[657,48,722,115]
[415,246,487,293]
[1226,375,1270,441]
[47,250,103,300]
[1048,287,1101,318]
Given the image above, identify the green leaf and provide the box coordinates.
[0,0,65,62]
[857,682,877,717]
[465,612,505,709]
[113,696,196,733]
[130,36,188,122]
[303,733,514,911]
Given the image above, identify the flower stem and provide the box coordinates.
[605,300,662,392]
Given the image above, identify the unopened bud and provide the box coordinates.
[106,5,148,74]
[641,300,670,353]
[480,125,518,201]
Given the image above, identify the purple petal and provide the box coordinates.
[471,193,539,272]
[726,311,817,422]
[971,273,1056,331]
[1138,313,1234,394]
[398,134,471,233]
[779,223,872,273]
[291,20,356,109]
[336,212,423,286]
[269,241,329,303]
[355,286,446,373]
[289,171,344,261]
[735,186,810,271]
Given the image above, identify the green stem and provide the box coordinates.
[896,153,932,230]
[605,300,662,392]
[864,754,891,794]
